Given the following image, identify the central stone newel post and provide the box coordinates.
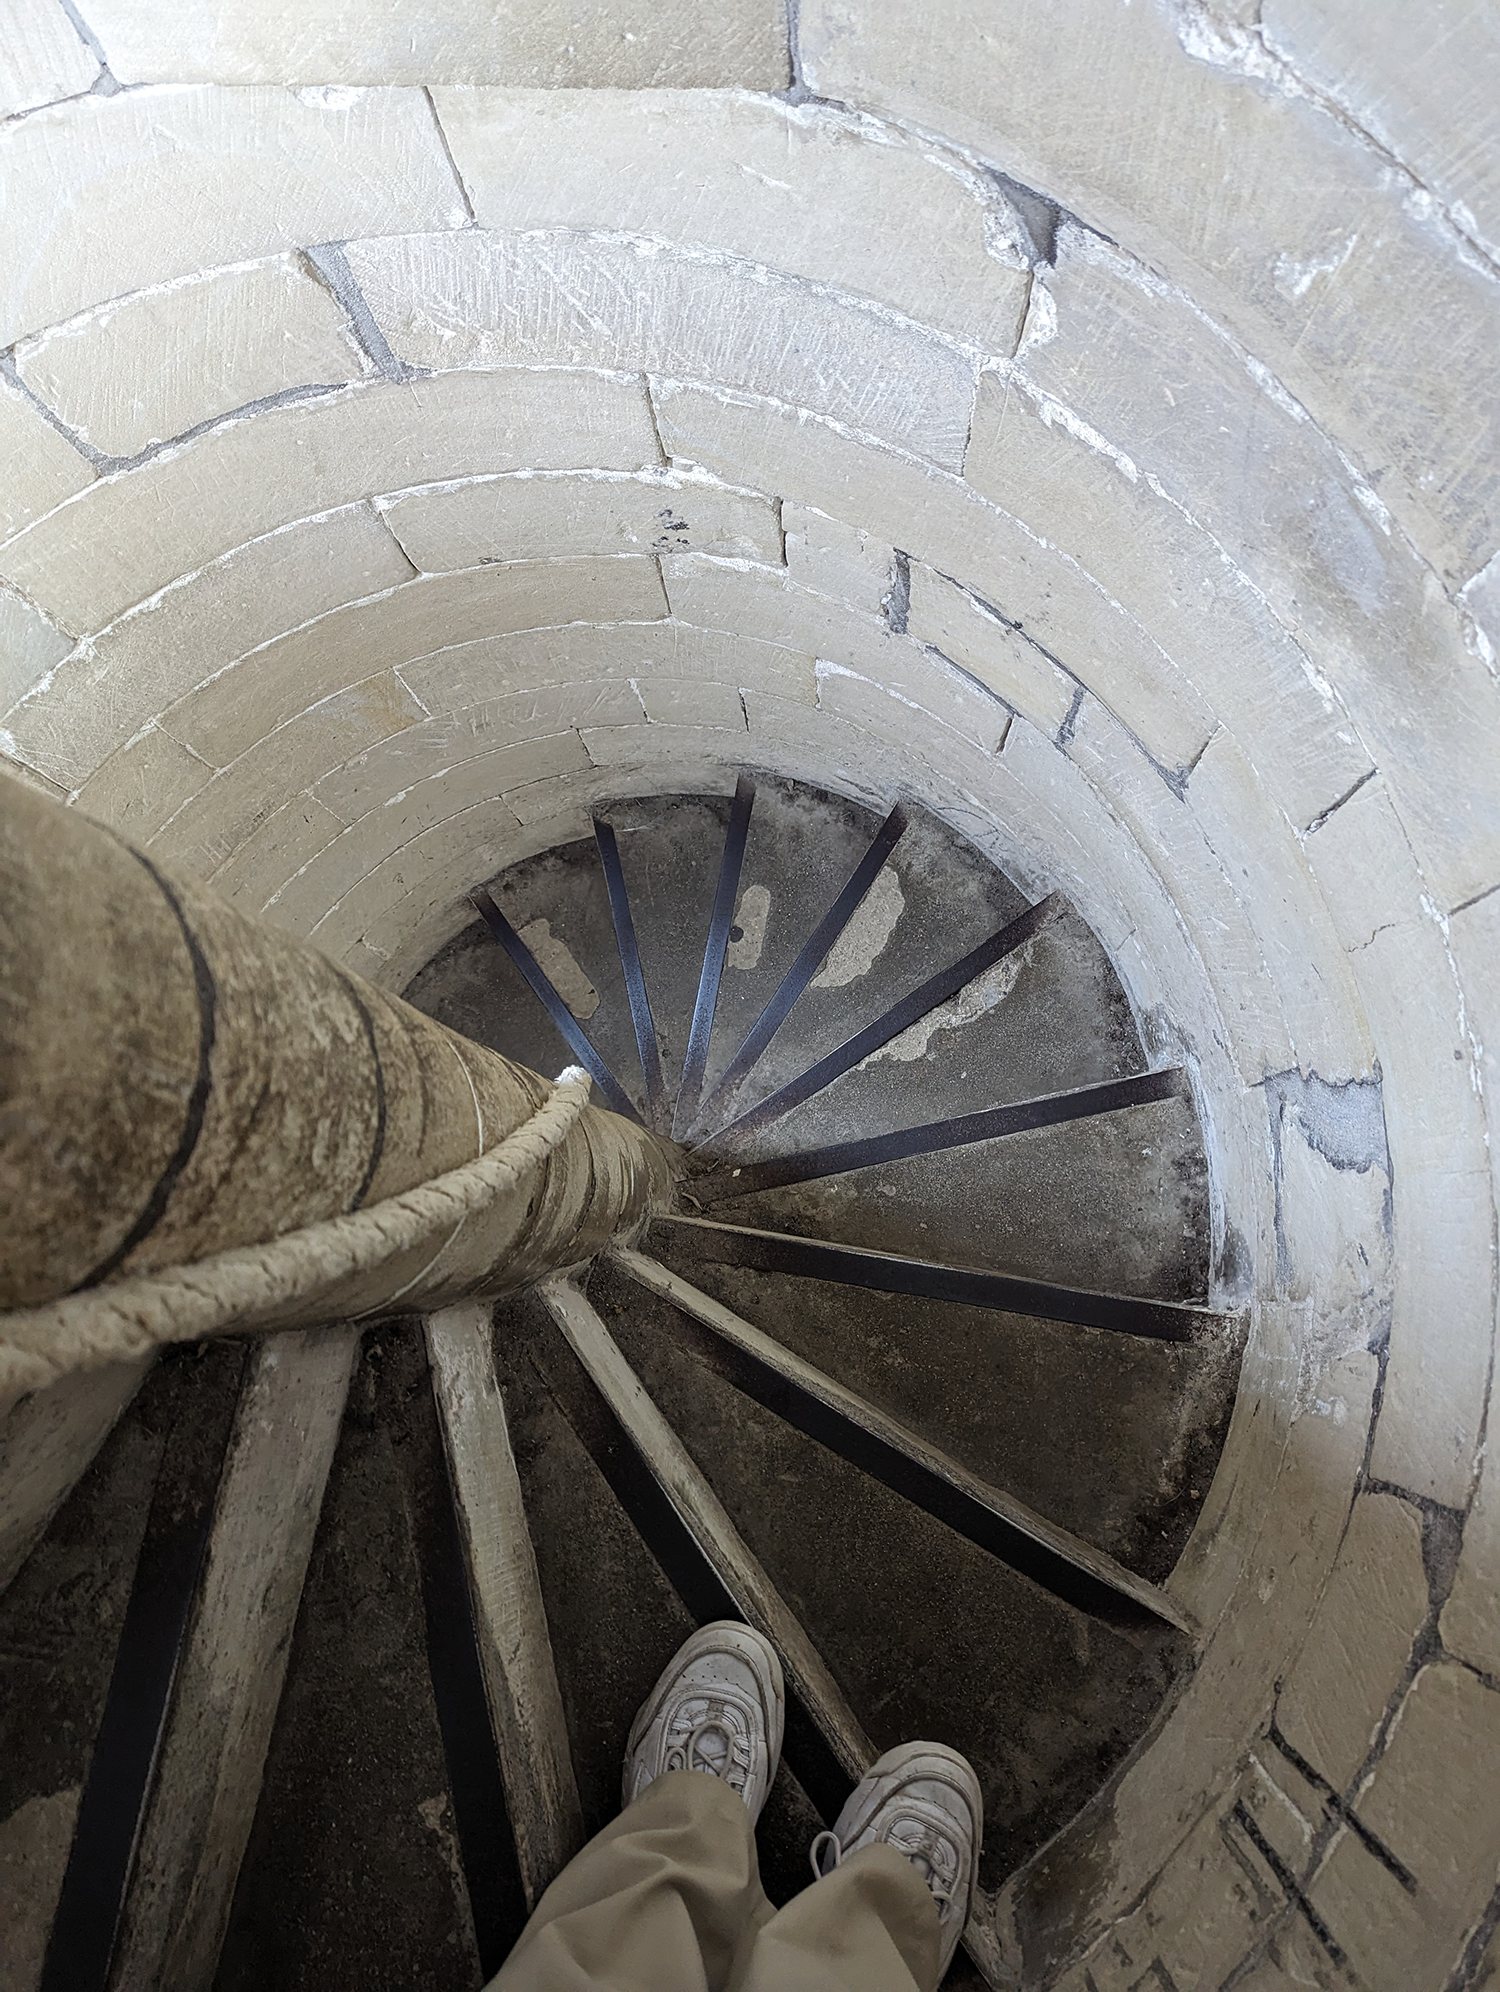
[0,771,676,1340]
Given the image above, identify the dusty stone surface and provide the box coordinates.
[0,0,96,116]
[661,556,1011,754]
[0,586,70,714]
[798,0,1500,584]
[83,0,790,88]
[165,558,667,766]
[906,560,1076,736]
[210,795,347,910]
[380,470,782,573]
[0,372,660,638]
[345,230,981,470]
[1260,0,1500,258]
[403,622,816,721]
[1016,224,1498,905]
[1311,1663,1500,1990]
[245,731,588,919]
[13,256,368,459]
[0,372,94,548]
[0,1787,79,1989]
[3,505,416,791]
[1062,706,1370,1084]
[312,686,648,827]
[1275,1491,1428,1789]
[432,90,1030,349]
[0,86,469,349]
[74,728,223,843]
[151,667,431,875]
[215,1329,490,1992]
[651,382,1233,774]
[965,369,1336,796]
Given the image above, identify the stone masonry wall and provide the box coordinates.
[0,1,1497,1985]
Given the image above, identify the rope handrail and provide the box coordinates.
[0,1068,594,1400]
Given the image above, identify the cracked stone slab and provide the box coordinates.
[1,505,415,791]
[0,371,661,636]
[13,256,369,460]
[1274,1490,1428,1791]
[798,0,1500,585]
[432,89,1032,351]
[0,85,470,348]
[782,504,894,621]
[343,230,981,471]
[0,0,96,117]
[1309,1663,1500,1990]
[0,371,94,549]
[1441,1316,1500,1677]
[1260,0,1500,261]
[380,470,781,573]
[1306,780,1494,1507]
[906,559,1077,736]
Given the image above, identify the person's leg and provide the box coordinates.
[488,1622,784,1992]
[731,1741,983,1992]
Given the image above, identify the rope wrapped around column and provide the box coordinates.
[0,1068,594,1400]
[3,775,679,1419]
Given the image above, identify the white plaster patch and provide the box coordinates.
[516,918,599,1019]
[1272,233,1358,301]
[1018,276,1059,353]
[862,947,1027,1063]
[726,883,771,969]
[811,863,904,986]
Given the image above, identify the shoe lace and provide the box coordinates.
[666,1713,752,1793]
[809,1824,958,1909]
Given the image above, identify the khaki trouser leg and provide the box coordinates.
[487,1769,943,1992]
[731,1842,942,1992]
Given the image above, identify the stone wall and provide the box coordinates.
[1,1,1497,1984]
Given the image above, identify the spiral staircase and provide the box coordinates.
[1,773,1243,1990]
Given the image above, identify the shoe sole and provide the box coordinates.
[624,1620,786,1797]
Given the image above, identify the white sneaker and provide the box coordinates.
[809,1741,982,1978]
[623,1620,785,1823]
